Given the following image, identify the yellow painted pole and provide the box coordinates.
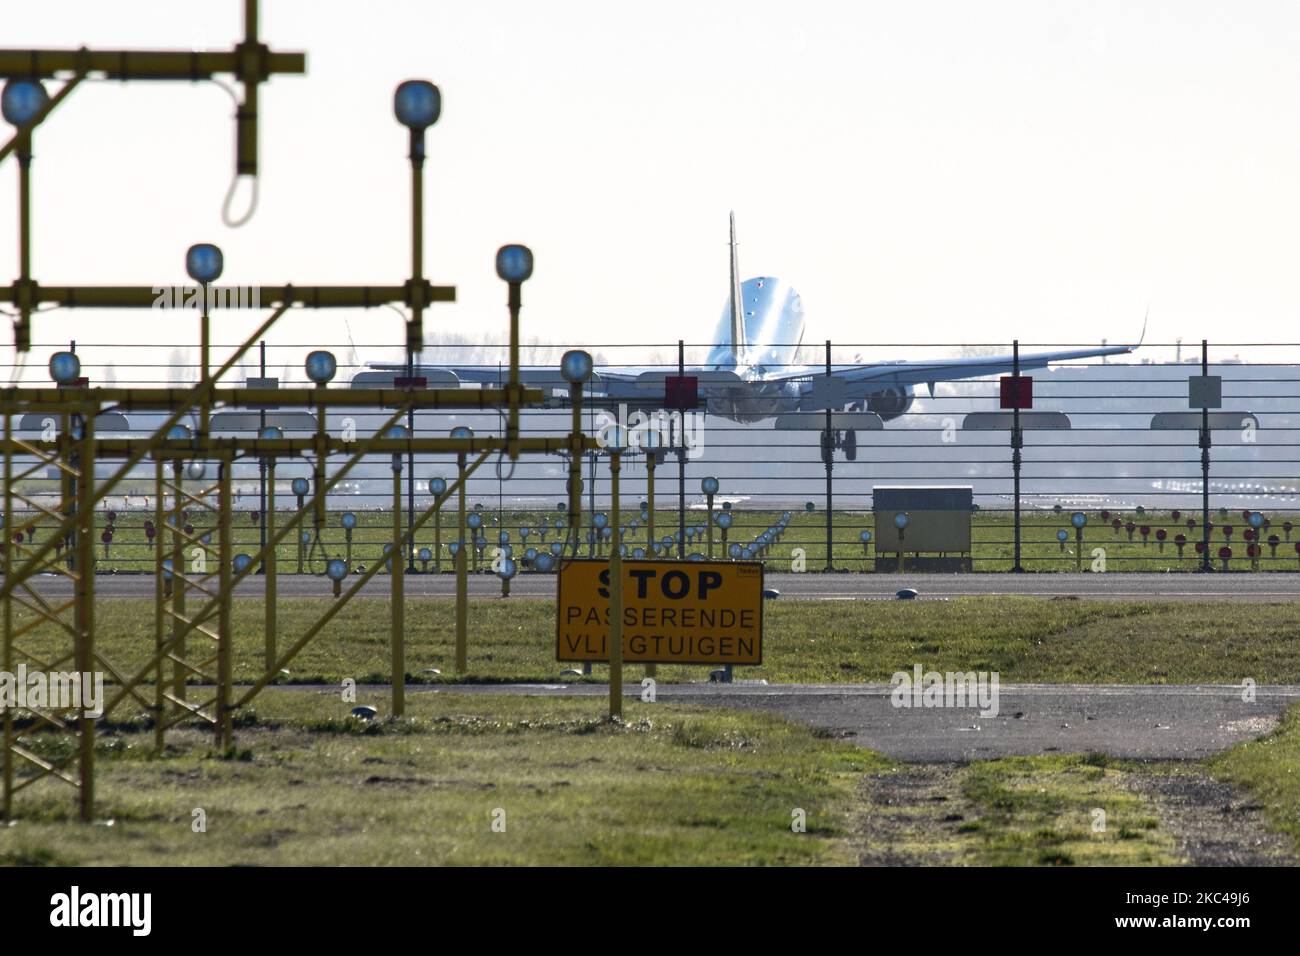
[217,456,233,749]
[59,411,72,568]
[568,385,583,556]
[644,450,657,677]
[646,454,656,551]
[153,460,165,752]
[2,413,13,818]
[609,450,623,719]
[707,494,714,559]
[391,466,406,715]
[265,457,277,672]
[455,452,468,673]
[434,500,442,572]
[171,461,186,708]
[75,410,95,822]
[199,294,211,441]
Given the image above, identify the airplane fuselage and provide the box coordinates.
[704,276,809,423]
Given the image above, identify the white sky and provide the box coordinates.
[4,0,1300,377]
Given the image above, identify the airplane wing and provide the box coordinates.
[360,342,1138,413]
[356,361,655,403]
[771,342,1138,404]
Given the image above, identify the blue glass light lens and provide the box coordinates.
[48,351,80,384]
[429,477,447,496]
[304,350,337,385]
[1071,511,1087,529]
[560,350,594,384]
[450,426,473,440]
[701,476,720,496]
[1057,529,1069,542]
[341,512,357,530]
[893,512,910,530]
[259,425,284,440]
[233,554,253,574]
[292,477,310,497]
[495,244,534,283]
[185,243,223,284]
[327,558,348,582]
[394,80,441,129]
[2,79,48,126]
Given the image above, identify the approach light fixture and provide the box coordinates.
[2,79,49,126]
[304,350,337,385]
[48,351,79,384]
[560,350,594,385]
[495,244,534,284]
[394,79,441,131]
[185,243,223,284]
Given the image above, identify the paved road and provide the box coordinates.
[292,682,1300,761]
[22,570,1300,600]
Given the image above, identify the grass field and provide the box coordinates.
[1,694,882,866]
[5,692,1296,866]
[11,596,1299,689]
[10,504,1300,574]
[1209,703,1300,850]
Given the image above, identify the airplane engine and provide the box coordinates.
[864,385,915,421]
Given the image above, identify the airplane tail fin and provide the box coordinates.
[729,212,747,361]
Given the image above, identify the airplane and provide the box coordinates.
[358,213,1140,463]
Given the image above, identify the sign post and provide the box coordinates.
[557,560,763,671]
[608,450,623,718]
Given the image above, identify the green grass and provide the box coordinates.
[1209,702,1300,850]
[12,596,1299,690]
[957,755,1171,865]
[10,503,1300,574]
[1,693,1240,867]
[0,693,884,866]
[5,690,1297,866]
[862,755,1178,866]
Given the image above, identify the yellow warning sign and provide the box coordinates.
[556,559,764,665]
